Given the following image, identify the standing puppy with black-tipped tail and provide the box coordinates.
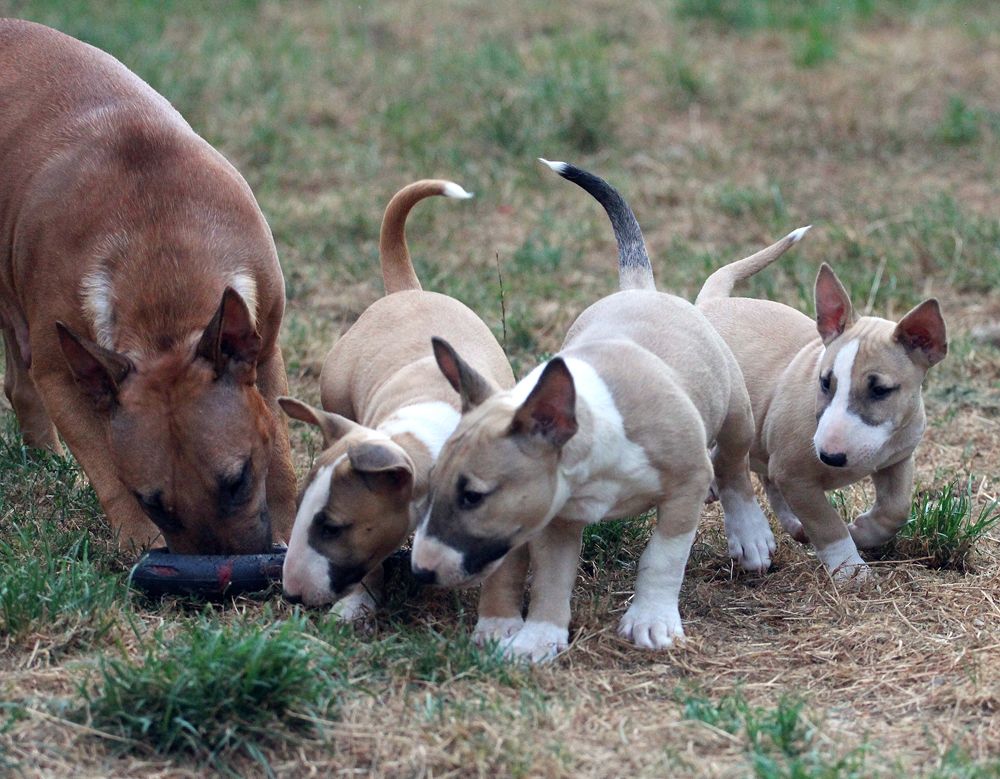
[411,161,774,662]
[697,233,947,581]
[278,180,527,636]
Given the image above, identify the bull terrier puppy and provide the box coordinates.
[696,232,947,580]
[0,20,296,554]
[410,161,774,661]
[280,180,528,633]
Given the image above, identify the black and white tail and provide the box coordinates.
[695,226,811,305]
[539,158,655,291]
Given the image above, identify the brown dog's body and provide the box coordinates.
[0,20,296,553]
[697,233,947,580]
[280,181,527,635]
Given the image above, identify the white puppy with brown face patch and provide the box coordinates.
[696,238,947,581]
[279,180,527,636]
[410,161,775,662]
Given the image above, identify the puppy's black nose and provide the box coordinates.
[283,591,303,605]
[411,565,437,585]
[819,450,848,468]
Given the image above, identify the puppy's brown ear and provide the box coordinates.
[197,288,262,382]
[347,441,414,497]
[814,264,854,344]
[277,397,357,448]
[56,322,133,413]
[894,299,947,367]
[510,358,577,447]
[432,336,495,412]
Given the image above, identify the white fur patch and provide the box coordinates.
[500,620,568,662]
[229,271,258,328]
[378,402,461,461]
[330,584,377,623]
[814,339,892,469]
[815,535,868,581]
[473,616,525,645]
[719,488,775,572]
[513,358,661,523]
[81,269,116,350]
[619,528,695,650]
[538,157,568,174]
[283,461,338,605]
[786,225,812,243]
[441,181,473,199]
[410,522,466,586]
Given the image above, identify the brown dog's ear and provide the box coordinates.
[347,440,414,497]
[814,263,854,344]
[277,397,357,448]
[510,358,577,447]
[196,288,262,382]
[56,322,133,413]
[894,299,948,367]
[431,336,495,412]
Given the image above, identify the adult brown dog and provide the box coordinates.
[0,20,296,554]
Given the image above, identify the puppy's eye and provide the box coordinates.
[313,512,348,541]
[219,458,253,511]
[458,489,487,510]
[869,378,898,400]
[819,372,832,394]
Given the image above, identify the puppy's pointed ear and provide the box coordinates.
[510,358,577,447]
[277,397,358,448]
[56,322,133,413]
[432,336,495,412]
[196,288,261,382]
[815,264,854,344]
[894,299,947,368]
[347,440,414,497]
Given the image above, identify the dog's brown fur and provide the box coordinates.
[0,20,296,554]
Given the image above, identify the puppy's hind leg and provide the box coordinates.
[712,398,775,572]
[764,477,807,543]
[619,460,710,650]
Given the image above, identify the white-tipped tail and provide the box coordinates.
[538,157,568,174]
[442,181,474,199]
[695,226,812,305]
[787,225,812,244]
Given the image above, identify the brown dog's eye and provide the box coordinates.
[218,458,252,512]
[133,490,182,532]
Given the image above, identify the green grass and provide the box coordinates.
[896,479,1000,571]
[680,689,869,778]
[580,513,654,575]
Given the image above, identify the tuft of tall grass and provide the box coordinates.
[78,615,339,768]
[896,479,1000,571]
[580,513,654,575]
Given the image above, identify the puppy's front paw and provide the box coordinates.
[816,538,870,586]
[330,587,377,623]
[473,616,525,646]
[727,519,776,573]
[499,621,567,663]
[832,559,871,587]
[618,602,684,650]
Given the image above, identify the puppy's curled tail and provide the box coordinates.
[695,226,812,305]
[380,180,473,294]
[539,158,655,291]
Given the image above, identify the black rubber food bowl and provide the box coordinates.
[129,545,286,600]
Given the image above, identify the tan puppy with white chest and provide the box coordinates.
[696,235,947,580]
[280,180,527,633]
[411,161,775,661]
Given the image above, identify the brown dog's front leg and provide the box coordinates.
[473,543,529,644]
[256,346,297,544]
[500,518,583,663]
[849,456,914,549]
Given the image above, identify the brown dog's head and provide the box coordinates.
[56,288,278,554]
[410,338,577,588]
[278,398,415,607]
[811,263,947,472]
